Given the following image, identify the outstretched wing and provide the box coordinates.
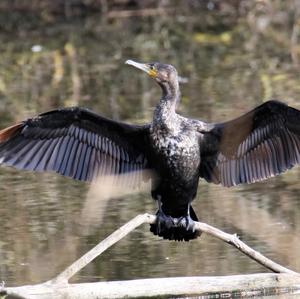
[0,107,152,182]
[199,100,300,187]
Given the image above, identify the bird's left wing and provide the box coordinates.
[0,107,152,183]
[199,100,300,187]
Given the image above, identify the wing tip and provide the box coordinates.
[0,123,23,142]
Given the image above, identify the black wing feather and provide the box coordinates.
[200,100,300,187]
[0,107,152,182]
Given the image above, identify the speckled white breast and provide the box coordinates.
[150,126,200,181]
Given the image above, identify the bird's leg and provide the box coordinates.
[155,196,174,232]
[178,203,196,232]
[157,195,162,212]
[156,197,163,233]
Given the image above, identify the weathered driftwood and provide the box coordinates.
[2,213,300,299]
[52,213,298,283]
[4,274,300,299]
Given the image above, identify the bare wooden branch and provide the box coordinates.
[192,221,298,275]
[2,213,300,299]
[4,273,300,299]
[51,213,297,286]
[51,213,152,284]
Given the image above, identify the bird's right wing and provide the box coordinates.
[199,100,300,187]
[0,107,153,184]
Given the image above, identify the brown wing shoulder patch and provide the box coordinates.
[0,123,23,142]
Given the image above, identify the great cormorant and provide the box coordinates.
[0,60,300,241]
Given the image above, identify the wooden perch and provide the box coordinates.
[52,213,151,284]
[4,274,300,299]
[2,213,300,299]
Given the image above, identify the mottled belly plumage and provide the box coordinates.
[154,131,199,168]
[150,130,200,194]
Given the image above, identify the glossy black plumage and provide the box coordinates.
[0,60,300,242]
[200,100,300,187]
[0,108,150,183]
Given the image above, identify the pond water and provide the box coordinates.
[0,3,300,298]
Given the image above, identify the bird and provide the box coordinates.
[0,60,300,242]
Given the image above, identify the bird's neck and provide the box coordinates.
[153,81,180,131]
[159,80,180,103]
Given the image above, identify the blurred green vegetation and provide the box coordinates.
[0,0,299,126]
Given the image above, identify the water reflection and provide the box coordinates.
[0,4,300,298]
[1,142,300,286]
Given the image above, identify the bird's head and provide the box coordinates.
[126,60,179,93]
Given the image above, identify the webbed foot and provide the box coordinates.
[176,215,196,232]
[156,209,175,234]
[149,198,200,241]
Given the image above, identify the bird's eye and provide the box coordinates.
[149,65,155,70]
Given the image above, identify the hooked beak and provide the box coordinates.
[125,60,157,78]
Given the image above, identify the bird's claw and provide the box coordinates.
[157,213,196,232]
[156,210,174,234]
[177,215,196,232]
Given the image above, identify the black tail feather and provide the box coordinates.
[149,205,201,241]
